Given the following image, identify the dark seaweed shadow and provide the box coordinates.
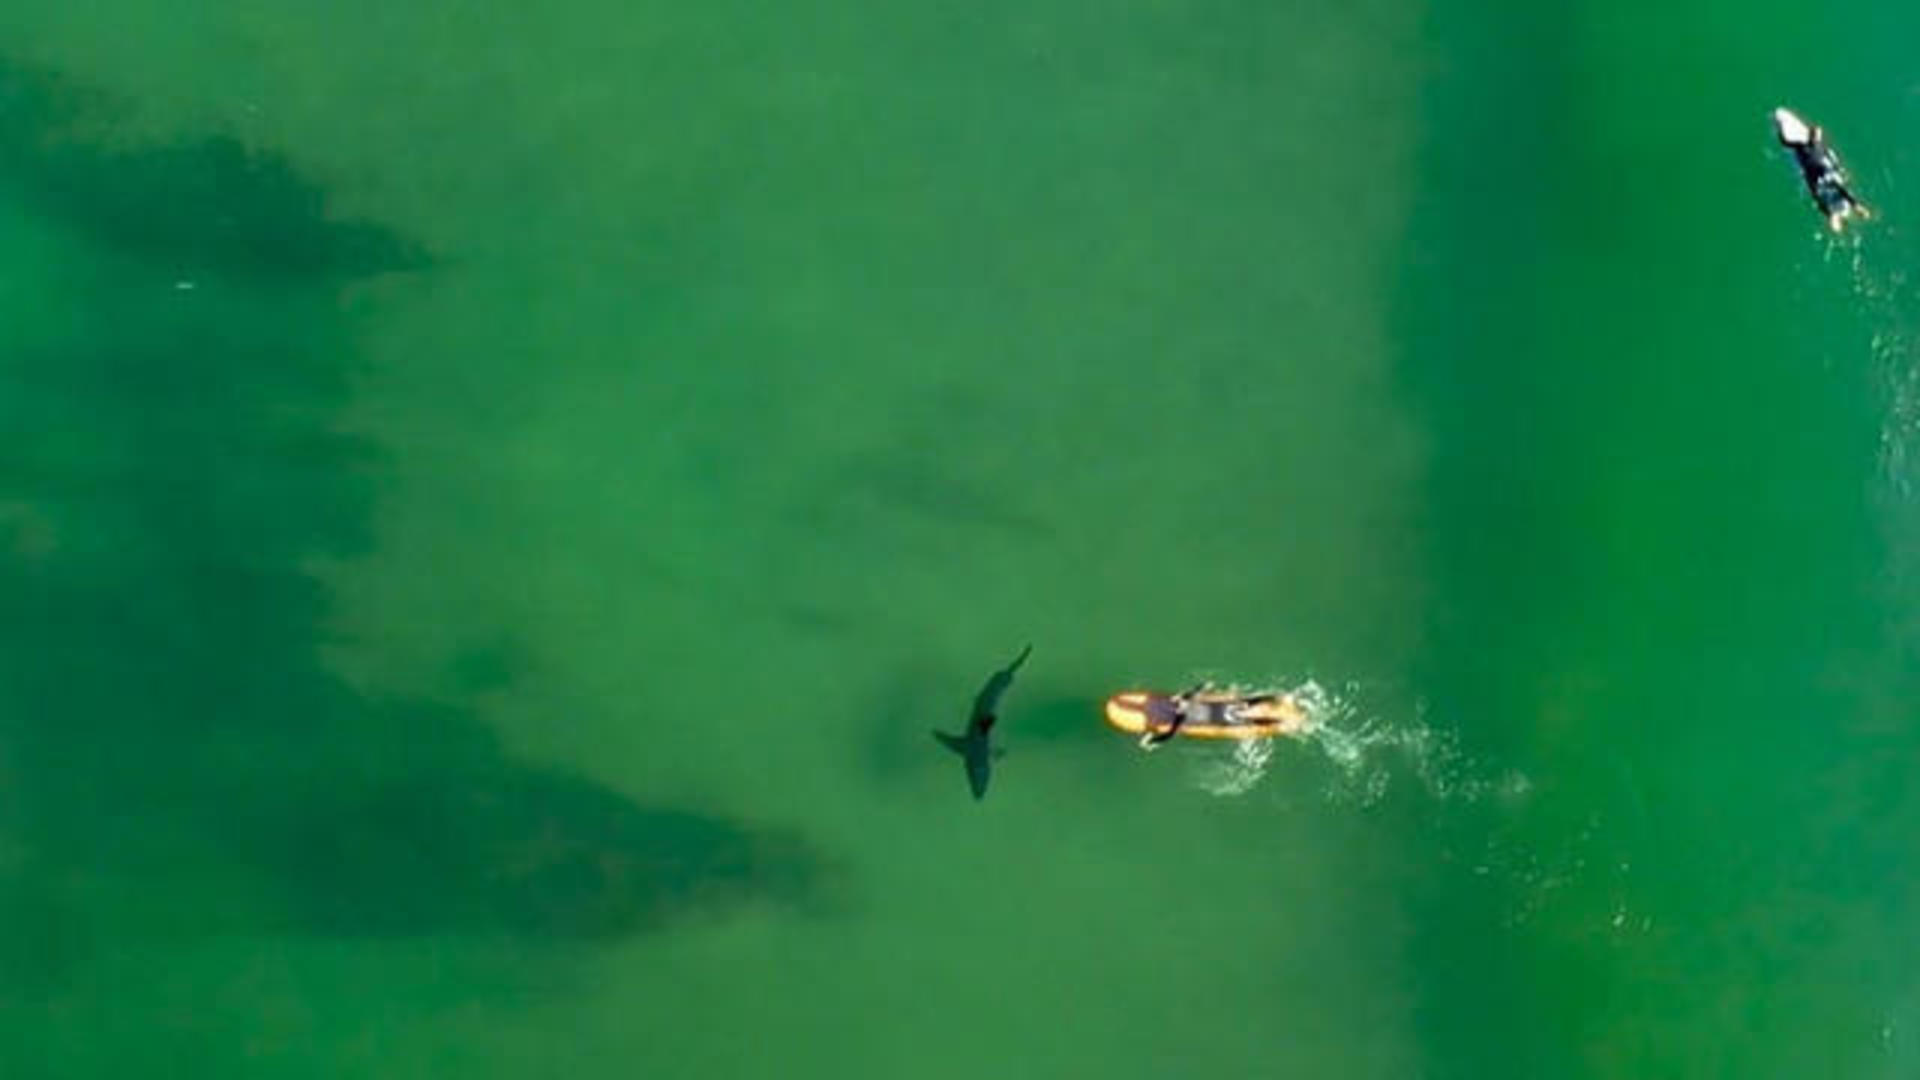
[0,55,832,1011]
[237,755,821,939]
[823,450,1051,539]
[0,64,427,283]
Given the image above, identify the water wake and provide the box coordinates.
[1827,217,1920,643]
[1830,222,1920,501]
[1189,677,1530,807]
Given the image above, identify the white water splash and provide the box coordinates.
[1188,677,1530,807]
[1306,691,1528,808]
[1194,734,1275,798]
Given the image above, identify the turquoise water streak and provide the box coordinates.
[1,1,1917,1077]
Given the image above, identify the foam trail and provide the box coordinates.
[1303,687,1528,807]
[1189,677,1529,807]
[1826,210,1920,625]
[1194,734,1274,798]
[1826,212,1920,499]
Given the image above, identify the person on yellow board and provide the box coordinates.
[1139,684,1291,750]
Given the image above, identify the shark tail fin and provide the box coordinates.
[933,731,968,755]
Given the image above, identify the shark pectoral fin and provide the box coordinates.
[933,731,968,755]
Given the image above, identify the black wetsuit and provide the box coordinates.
[1787,131,1861,222]
[1144,690,1291,746]
[1145,692,1248,745]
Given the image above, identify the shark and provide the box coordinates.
[934,644,1031,800]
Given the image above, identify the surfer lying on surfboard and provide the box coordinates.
[1104,684,1315,751]
[1773,107,1868,232]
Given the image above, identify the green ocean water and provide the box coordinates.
[3,1,1919,1077]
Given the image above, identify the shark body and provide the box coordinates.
[934,645,1031,800]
